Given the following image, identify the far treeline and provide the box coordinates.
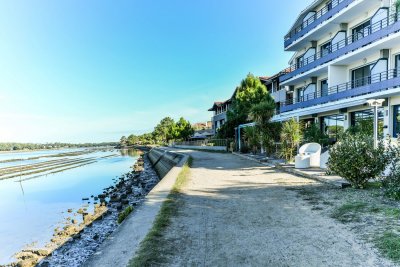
[120,117,194,146]
[0,142,119,152]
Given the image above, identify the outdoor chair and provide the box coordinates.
[295,143,321,168]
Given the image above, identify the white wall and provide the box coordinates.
[328,65,347,87]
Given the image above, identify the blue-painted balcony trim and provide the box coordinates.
[280,70,400,113]
[280,15,400,83]
[284,0,354,49]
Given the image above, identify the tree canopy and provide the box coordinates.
[218,73,274,138]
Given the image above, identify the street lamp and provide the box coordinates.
[366,99,385,148]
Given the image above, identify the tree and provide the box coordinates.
[127,134,139,146]
[120,136,128,147]
[153,117,176,143]
[220,73,272,138]
[250,97,276,153]
[280,118,302,162]
[174,117,194,140]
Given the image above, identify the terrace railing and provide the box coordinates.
[284,0,353,48]
[174,139,227,148]
[281,68,400,113]
[281,12,400,82]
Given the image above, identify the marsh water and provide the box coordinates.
[0,148,138,265]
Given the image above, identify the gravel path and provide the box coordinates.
[164,150,395,267]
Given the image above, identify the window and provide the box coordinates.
[296,87,304,103]
[320,79,328,97]
[351,108,384,137]
[394,106,400,138]
[395,55,400,77]
[320,114,345,142]
[352,64,372,88]
[352,20,371,42]
[296,56,304,68]
[320,42,331,57]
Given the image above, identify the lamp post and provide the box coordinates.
[366,99,385,149]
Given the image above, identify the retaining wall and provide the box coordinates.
[148,148,184,178]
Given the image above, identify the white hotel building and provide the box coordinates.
[272,0,400,142]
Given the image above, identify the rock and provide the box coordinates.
[67,209,73,213]
[82,197,89,201]
[122,199,129,205]
[17,259,37,267]
[110,194,120,202]
[115,203,123,211]
[93,233,99,240]
[32,249,50,257]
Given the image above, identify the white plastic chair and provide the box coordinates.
[296,143,321,168]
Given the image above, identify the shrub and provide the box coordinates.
[327,133,389,189]
[118,206,134,224]
[382,138,400,199]
[243,126,260,154]
[303,123,329,146]
[280,118,302,162]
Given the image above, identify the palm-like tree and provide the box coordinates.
[250,97,276,153]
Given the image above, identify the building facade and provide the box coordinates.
[272,0,400,142]
[208,99,232,134]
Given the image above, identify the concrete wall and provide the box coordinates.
[148,148,184,178]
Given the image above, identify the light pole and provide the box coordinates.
[366,99,385,149]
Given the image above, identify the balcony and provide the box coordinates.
[280,12,400,83]
[284,0,354,49]
[280,69,400,113]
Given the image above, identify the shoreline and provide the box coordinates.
[10,150,159,267]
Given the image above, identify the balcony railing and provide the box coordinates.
[284,0,353,48]
[280,11,400,82]
[280,69,400,113]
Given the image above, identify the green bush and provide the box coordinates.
[327,133,389,189]
[382,138,400,199]
[118,206,134,224]
[303,123,329,146]
[280,118,302,162]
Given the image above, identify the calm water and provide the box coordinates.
[0,148,138,264]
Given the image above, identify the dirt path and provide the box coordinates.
[163,150,395,267]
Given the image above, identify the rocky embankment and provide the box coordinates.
[7,152,159,267]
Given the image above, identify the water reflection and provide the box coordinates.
[119,148,141,157]
[0,148,138,265]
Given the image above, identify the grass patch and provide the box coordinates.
[331,201,368,223]
[117,206,134,224]
[128,156,192,267]
[375,231,400,262]
[365,181,383,190]
[383,208,400,219]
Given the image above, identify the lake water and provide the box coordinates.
[0,148,138,265]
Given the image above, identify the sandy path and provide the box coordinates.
[164,150,395,267]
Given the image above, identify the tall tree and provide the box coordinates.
[174,117,194,140]
[250,97,276,153]
[120,136,128,147]
[127,134,139,146]
[153,117,176,143]
[219,73,271,138]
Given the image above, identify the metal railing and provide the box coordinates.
[174,139,227,147]
[283,12,399,74]
[281,68,399,107]
[285,0,345,41]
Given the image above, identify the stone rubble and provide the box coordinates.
[10,153,159,267]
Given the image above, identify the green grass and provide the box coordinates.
[375,231,400,262]
[383,208,400,219]
[331,201,368,223]
[128,157,192,267]
[117,206,134,224]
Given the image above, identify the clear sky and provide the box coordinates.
[0,0,313,143]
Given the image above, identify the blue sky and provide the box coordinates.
[0,0,312,143]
